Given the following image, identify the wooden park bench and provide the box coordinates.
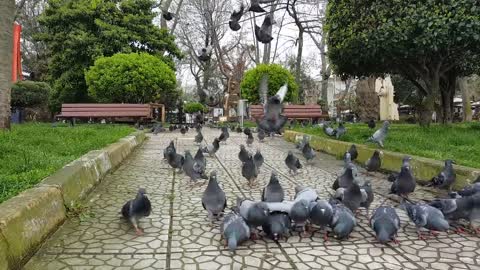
[249,104,327,123]
[56,103,165,125]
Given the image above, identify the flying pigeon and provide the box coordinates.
[402,201,449,240]
[262,172,284,202]
[166,149,185,173]
[246,133,254,147]
[202,171,227,221]
[428,160,456,190]
[367,121,390,148]
[121,188,151,235]
[262,212,291,241]
[238,144,250,163]
[253,149,264,170]
[335,122,346,139]
[302,142,316,163]
[285,151,302,175]
[257,129,266,142]
[370,206,400,244]
[162,11,174,21]
[219,127,230,144]
[242,154,258,187]
[202,138,220,157]
[256,84,288,134]
[229,4,244,31]
[183,150,208,184]
[330,201,357,239]
[365,150,382,173]
[237,197,269,239]
[194,130,204,144]
[308,200,334,241]
[390,156,416,197]
[249,0,266,13]
[221,209,250,252]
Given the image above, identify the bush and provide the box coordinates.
[85,53,178,105]
[183,102,206,114]
[240,64,299,103]
[11,81,51,108]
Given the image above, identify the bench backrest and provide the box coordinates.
[249,104,323,119]
[59,103,152,118]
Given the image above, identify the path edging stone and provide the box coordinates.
[284,130,479,190]
[0,130,146,270]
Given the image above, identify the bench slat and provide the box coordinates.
[58,112,150,117]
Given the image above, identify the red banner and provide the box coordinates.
[12,23,22,82]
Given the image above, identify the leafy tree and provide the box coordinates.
[240,64,299,104]
[85,53,178,107]
[325,0,480,125]
[11,81,51,108]
[37,0,182,111]
[183,102,207,114]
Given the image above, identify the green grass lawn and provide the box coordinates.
[292,122,480,169]
[0,123,135,203]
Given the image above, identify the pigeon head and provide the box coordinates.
[269,172,279,183]
[137,188,147,195]
[344,152,352,163]
[256,149,261,155]
[184,150,192,158]
[445,159,455,166]
[227,234,238,252]
[382,121,390,128]
[213,138,220,146]
[373,150,381,158]
[376,226,393,244]
[448,191,461,198]
[294,185,305,194]
[288,150,293,156]
[240,144,246,151]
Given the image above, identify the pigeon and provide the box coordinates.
[253,149,264,170]
[243,127,252,136]
[367,121,390,148]
[290,199,310,234]
[194,130,204,144]
[367,119,376,129]
[166,149,185,173]
[370,206,400,244]
[194,147,207,170]
[285,151,302,175]
[238,144,250,163]
[229,4,244,31]
[402,201,449,239]
[296,134,309,149]
[308,200,334,241]
[334,181,365,213]
[198,46,212,62]
[183,150,208,183]
[162,11,174,21]
[246,133,254,147]
[169,125,174,132]
[428,160,456,190]
[153,124,165,135]
[365,150,382,173]
[332,162,356,190]
[236,125,242,133]
[219,127,230,144]
[256,84,288,134]
[249,0,266,12]
[335,122,346,139]
[262,212,291,241]
[195,124,202,132]
[163,140,176,160]
[257,129,266,142]
[429,194,480,234]
[347,144,358,161]
[121,188,151,235]
[237,198,269,239]
[221,210,250,252]
[323,123,336,137]
[242,154,258,187]
[180,126,187,135]
[359,181,374,215]
[457,182,480,197]
[330,202,357,239]
[262,172,284,202]
[294,186,319,202]
[202,138,220,156]
[202,171,227,221]
[302,142,316,163]
[390,156,416,197]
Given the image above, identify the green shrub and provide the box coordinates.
[11,81,51,108]
[240,64,299,104]
[85,53,178,104]
[183,102,206,113]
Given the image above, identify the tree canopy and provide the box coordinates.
[240,64,299,104]
[325,0,480,124]
[85,53,178,106]
[38,0,182,110]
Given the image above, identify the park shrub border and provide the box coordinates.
[0,131,146,270]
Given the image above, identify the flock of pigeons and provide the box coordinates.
[122,86,480,253]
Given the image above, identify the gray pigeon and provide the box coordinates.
[285,151,302,174]
[296,135,309,149]
[402,201,449,239]
[242,154,258,187]
[262,172,284,202]
[367,121,390,148]
[290,199,310,234]
[121,188,152,235]
[238,144,250,163]
[163,140,176,160]
[246,133,254,147]
[347,144,358,161]
[365,150,382,173]
[334,181,365,213]
[262,212,291,241]
[428,160,456,190]
[332,162,356,190]
[166,149,184,173]
[330,202,357,239]
[335,122,346,139]
[390,156,416,197]
[194,130,204,144]
[194,147,206,170]
[428,194,480,234]
[221,210,250,252]
[256,84,288,134]
[237,198,269,239]
[308,200,334,241]
[202,138,220,156]
[323,124,336,137]
[153,124,165,135]
[253,149,264,170]
[458,182,480,197]
[219,127,229,144]
[183,150,207,183]
[243,127,252,136]
[202,171,227,220]
[302,142,316,163]
[370,206,400,244]
[258,129,266,142]
[180,125,187,135]
[359,181,374,215]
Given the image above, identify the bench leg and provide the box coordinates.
[69,118,75,127]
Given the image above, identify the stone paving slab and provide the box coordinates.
[24,127,480,270]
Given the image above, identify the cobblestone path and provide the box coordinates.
[25,128,480,270]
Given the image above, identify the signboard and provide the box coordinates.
[213,108,223,117]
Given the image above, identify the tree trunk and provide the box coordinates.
[0,0,15,130]
[417,96,434,127]
[259,74,269,104]
[295,29,304,103]
[458,77,472,122]
[262,0,278,64]
[160,0,174,30]
[354,77,379,121]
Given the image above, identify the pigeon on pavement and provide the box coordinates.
[194,147,207,170]
[253,149,264,170]
[242,154,258,187]
[257,129,266,142]
[330,201,357,239]
[221,209,250,252]
[390,156,416,197]
[308,200,334,241]
[285,151,302,175]
[246,133,254,147]
[238,144,250,163]
[202,138,220,157]
[166,149,185,173]
[202,171,227,221]
[365,150,382,173]
[237,197,269,239]
[183,150,208,183]
[121,188,152,235]
[163,140,176,160]
[194,130,204,145]
[332,162,356,190]
[262,172,285,202]
[262,212,291,241]
[302,142,316,163]
[370,206,400,244]
[219,127,230,144]
[402,201,449,239]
